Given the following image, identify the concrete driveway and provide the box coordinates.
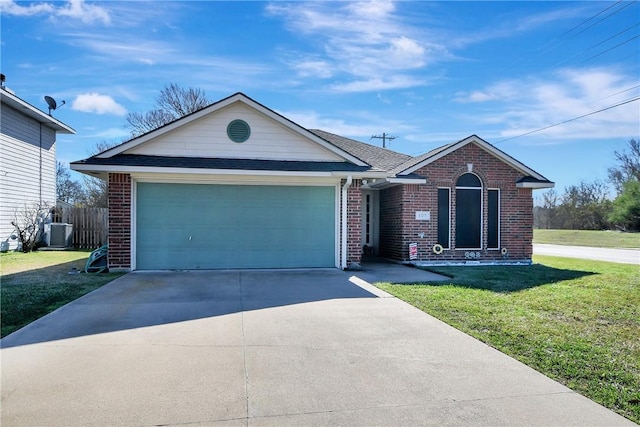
[1,267,633,426]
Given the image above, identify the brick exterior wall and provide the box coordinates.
[379,185,405,260]
[107,173,132,271]
[108,175,361,271]
[104,144,533,270]
[346,180,362,267]
[379,142,534,262]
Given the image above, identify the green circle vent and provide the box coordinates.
[227,119,251,143]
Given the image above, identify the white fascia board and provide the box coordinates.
[71,163,343,178]
[399,136,549,182]
[516,181,555,189]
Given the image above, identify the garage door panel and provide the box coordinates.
[136,183,335,269]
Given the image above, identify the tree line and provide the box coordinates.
[534,139,640,232]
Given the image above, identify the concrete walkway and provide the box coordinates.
[534,243,640,264]
[1,267,634,426]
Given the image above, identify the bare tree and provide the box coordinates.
[125,83,210,137]
[11,203,49,253]
[608,138,640,194]
[81,140,121,208]
[57,162,86,206]
[534,189,559,229]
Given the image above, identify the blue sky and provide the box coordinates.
[1,0,638,199]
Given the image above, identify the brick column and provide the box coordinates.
[108,173,131,271]
[346,180,362,267]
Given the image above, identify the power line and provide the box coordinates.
[507,1,638,73]
[496,96,640,143]
[535,0,626,56]
[555,22,640,66]
[564,0,636,42]
[580,34,640,64]
[595,84,640,102]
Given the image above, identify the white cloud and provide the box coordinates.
[82,127,129,140]
[65,34,173,64]
[454,81,520,103]
[292,60,333,79]
[346,0,395,19]
[456,68,640,141]
[446,5,593,49]
[0,0,110,24]
[72,93,127,116]
[331,76,427,93]
[387,36,426,68]
[279,108,418,146]
[56,0,110,24]
[0,0,54,16]
[267,1,444,92]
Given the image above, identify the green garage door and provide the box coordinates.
[136,183,336,269]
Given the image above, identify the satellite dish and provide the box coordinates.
[44,95,65,115]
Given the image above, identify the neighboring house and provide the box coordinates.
[0,83,75,251]
[71,92,553,272]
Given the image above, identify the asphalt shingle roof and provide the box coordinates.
[309,129,411,172]
[390,143,455,175]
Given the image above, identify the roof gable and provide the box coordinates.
[98,93,367,166]
[394,135,552,184]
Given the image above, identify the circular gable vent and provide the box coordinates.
[227,119,251,143]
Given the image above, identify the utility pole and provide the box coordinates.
[371,132,396,148]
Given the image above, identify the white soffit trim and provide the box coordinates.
[96,93,368,166]
[516,181,555,189]
[364,177,427,189]
[399,135,549,181]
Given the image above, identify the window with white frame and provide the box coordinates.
[455,173,482,249]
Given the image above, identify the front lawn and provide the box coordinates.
[1,250,123,337]
[377,256,640,424]
[534,229,640,248]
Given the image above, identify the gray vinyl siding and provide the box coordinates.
[0,103,56,250]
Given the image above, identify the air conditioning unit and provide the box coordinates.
[45,223,73,248]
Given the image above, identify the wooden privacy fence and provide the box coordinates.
[51,207,108,249]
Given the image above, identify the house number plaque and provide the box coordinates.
[415,211,430,220]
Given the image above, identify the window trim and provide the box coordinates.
[455,173,483,250]
[437,187,451,250]
[487,188,500,250]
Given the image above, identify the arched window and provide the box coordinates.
[455,173,482,249]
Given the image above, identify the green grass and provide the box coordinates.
[1,250,123,337]
[377,256,640,424]
[534,229,640,248]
